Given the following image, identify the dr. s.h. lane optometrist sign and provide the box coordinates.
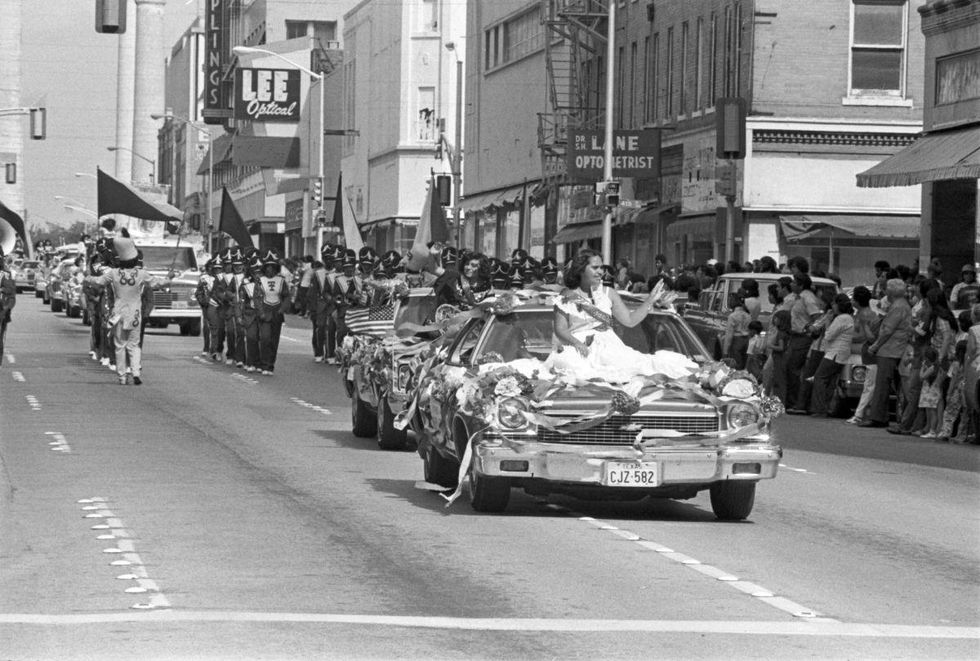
[234,68,301,122]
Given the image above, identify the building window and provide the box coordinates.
[313,21,337,46]
[680,22,689,115]
[419,0,437,31]
[417,87,435,142]
[666,27,674,118]
[850,0,907,96]
[695,17,703,109]
[485,7,544,71]
[285,20,307,40]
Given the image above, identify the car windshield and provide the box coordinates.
[395,295,437,330]
[726,277,836,314]
[139,246,197,271]
[475,309,710,364]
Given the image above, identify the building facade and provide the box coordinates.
[340,0,467,254]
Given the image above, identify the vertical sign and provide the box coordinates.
[203,0,225,124]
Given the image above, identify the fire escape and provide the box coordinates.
[538,0,609,188]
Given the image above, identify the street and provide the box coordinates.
[1,296,978,660]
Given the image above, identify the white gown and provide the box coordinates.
[544,286,697,383]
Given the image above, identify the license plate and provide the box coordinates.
[172,301,188,309]
[602,462,659,487]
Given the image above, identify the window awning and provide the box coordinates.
[780,214,919,242]
[459,184,526,213]
[197,135,301,174]
[856,124,980,188]
[551,221,602,244]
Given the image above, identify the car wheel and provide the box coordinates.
[468,471,510,513]
[187,319,201,337]
[709,481,756,521]
[35,289,43,299]
[69,305,81,319]
[50,297,63,313]
[423,444,458,488]
[351,389,378,438]
[377,398,408,451]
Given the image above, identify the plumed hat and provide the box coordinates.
[381,250,402,269]
[341,249,358,267]
[261,249,280,266]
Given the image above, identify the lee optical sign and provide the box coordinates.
[235,68,301,123]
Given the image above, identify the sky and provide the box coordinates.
[21,0,200,230]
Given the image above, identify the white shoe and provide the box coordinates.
[235,361,244,368]
[200,350,208,357]
[100,357,110,366]
[314,356,323,363]
[326,357,337,365]
[126,367,132,375]
[245,366,256,373]
[920,431,936,439]
[89,351,97,360]
[108,363,117,371]
[261,370,272,376]
[224,358,233,366]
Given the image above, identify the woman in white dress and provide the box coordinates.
[547,249,695,383]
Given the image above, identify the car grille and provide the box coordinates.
[537,414,720,445]
[152,285,194,309]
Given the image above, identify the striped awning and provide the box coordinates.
[856,125,980,188]
[459,184,526,213]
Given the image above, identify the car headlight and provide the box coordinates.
[397,364,412,391]
[726,402,760,429]
[497,397,530,430]
[851,366,867,384]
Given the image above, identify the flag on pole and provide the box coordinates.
[96,168,183,222]
[344,301,397,337]
[406,177,450,272]
[218,188,255,249]
[0,199,28,256]
[332,173,364,252]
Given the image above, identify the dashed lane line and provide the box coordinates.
[4,352,15,364]
[25,395,41,411]
[546,502,827,621]
[44,431,72,454]
[779,463,812,474]
[0,612,974,639]
[291,397,332,416]
[11,371,25,382]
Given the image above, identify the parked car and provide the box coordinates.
[343,289,439,450]
[45,260,78,313]
[411,298,782,519]
[62,271,85,318]
[11,259,39,292]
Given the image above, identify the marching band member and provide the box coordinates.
[228,248,247,367]
[212,248,237,364]
[238,255,264,372]
[195,258,217,357]
[307,246,336,364]
[83,253,106,360]
[332,249,360,353]
[0,246,15,365]
[204,253,226,362]
[256,250,290,375]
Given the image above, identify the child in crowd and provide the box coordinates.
[746,320,766,380]
[938,341,967,442]
[767,310,791,401]
[917,347,942,438]
[723,293,751,369]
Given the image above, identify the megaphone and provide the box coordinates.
[0,217,16,256]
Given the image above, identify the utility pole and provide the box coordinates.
[601,0,616,265]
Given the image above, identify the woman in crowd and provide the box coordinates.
[847,286,879,425]
[810,294,854,417]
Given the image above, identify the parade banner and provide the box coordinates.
[234,68,301,123]
[96,168,183,223]
[565,129,660,181]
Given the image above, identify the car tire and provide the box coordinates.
[423,444,458,488]
[468,471,510,513]
[187,319,202,336]
[50,297,63,313]
[709,481,756,521]
[69,305,81,319]
[377,398,408,451]
[35,289,43,299]
[351,390,378,438]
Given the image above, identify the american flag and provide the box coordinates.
[345,301,396,337]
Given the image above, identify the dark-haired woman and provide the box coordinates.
[548,249,693,382]
[810,294,854,416]
[847,286,878,424]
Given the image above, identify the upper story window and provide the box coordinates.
[285,20,337,46]
[485,6,544,72]
[850,0,907,96]
[419,0,438,32]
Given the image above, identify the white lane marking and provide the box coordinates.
[77,498,171,610]
[11,371,25,382]
[4,353,15,364]
[779,463,811,474]
[0,612,974,638]
[558,506,828,620]
[291,397,332,416]
[192,356,212,366]
[279,333,300,343]
[231,373,258,385]
[44,431,72,454]
[25,395,41,411]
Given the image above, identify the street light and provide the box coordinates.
[106,146,156,184]
[444,41,464,248]
[151,112,213,249]
[74,172,96,179]
[233,45,325,251]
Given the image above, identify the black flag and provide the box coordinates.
[218,188,255,249]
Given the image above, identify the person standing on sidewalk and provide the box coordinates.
[810,294,854,417]
[847,286,879,424]
[784,274,823,411]
[859,279,912,428]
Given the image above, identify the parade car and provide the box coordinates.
[45,260,77,313]
[344,288,439,450]
[410,296,782,519]
[11,259,39,292]
[61,271,85,318]
[136,239,203,336]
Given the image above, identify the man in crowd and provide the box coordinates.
[859,279,912,428]
[951,263,978,311]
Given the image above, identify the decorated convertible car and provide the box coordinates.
[402,293,784,519]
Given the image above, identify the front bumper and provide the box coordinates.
[472,437,781,488]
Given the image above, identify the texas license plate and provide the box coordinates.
[602,462,659,487]
[172,301,188,309]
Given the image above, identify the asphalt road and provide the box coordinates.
[1,293,978,660]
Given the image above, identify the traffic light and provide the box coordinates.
[4,163,15,184]
[29,107,46,140]
[311,178,323,208]
[603,180,620,208]
[95,0,127,34]
[436,175,451,206]
[716,97,746,159]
